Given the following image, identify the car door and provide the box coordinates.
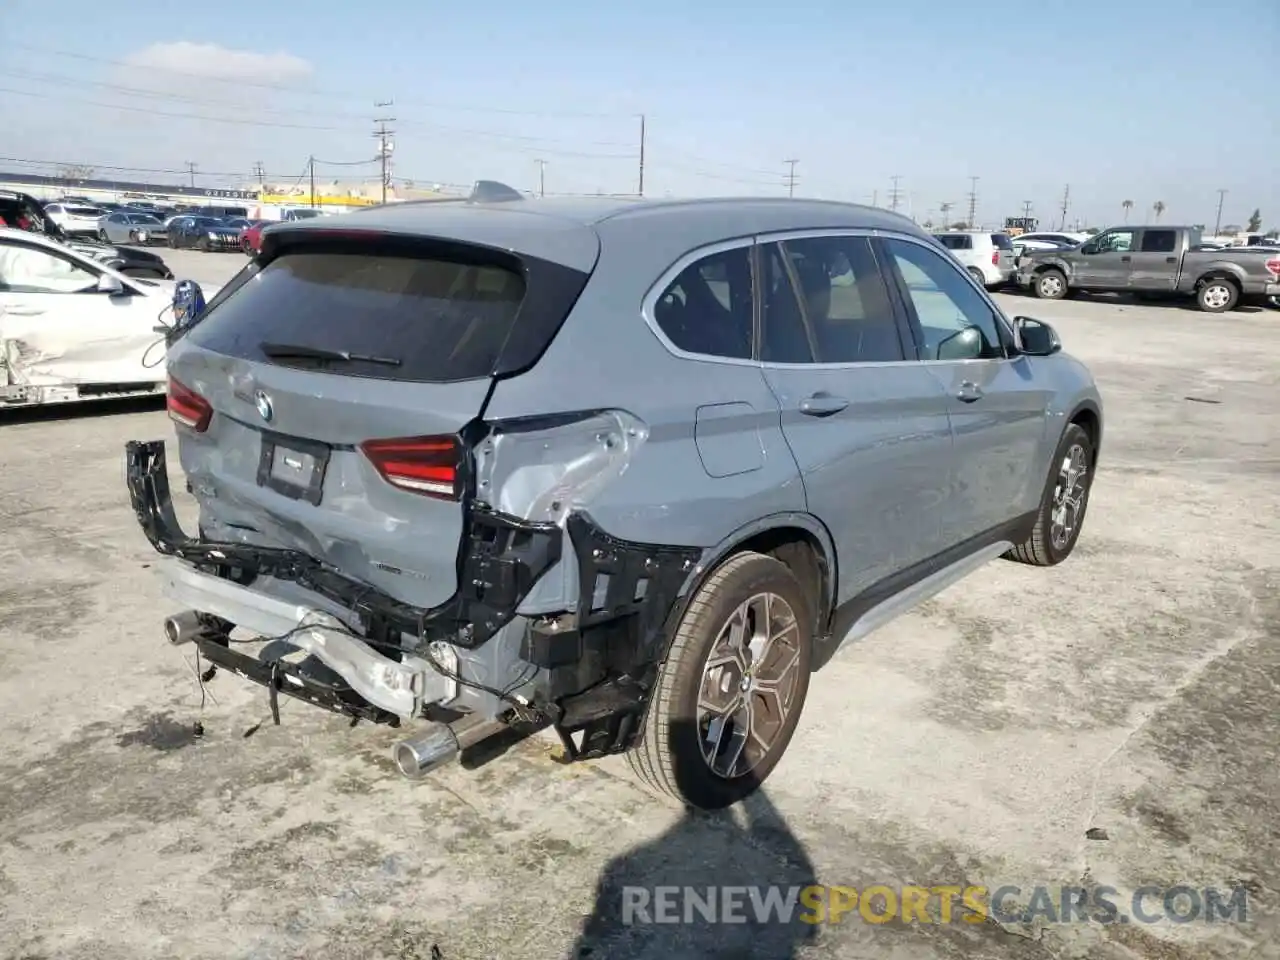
[0,238,161,385]
[1127,228,1180,290]
[880,236,1052,546]
[1075,228,1136,287]
[105,213,126,243]
[755,232,954,602]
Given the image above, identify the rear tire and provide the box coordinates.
[967,267,987,287]
[626,551,814,810]
[1196,278,1239,313]
[98,229,108,242]
[1034,269,1069,300]
[1006,423,1094,566]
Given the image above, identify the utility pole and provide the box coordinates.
[871,190,878,207]
[535,159,547,198]
[888,175,903,212]
[783,159,799,198]
[308,155,316,209]
[637,114,646,198]
[966,176,979,227]
[940,201,953,226]
[1022,199,1033,222]
[1214,188,1227,237]
[253,161,265,189]
[185,161,197,188]
[1059,184,1070,230]
[373,101,395,205]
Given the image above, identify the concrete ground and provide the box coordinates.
[1,248,1276,960]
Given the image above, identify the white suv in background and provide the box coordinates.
[43,202,108,239]
[932,230,1016,288]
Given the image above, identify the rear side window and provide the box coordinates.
[990,233,1014,250]
[936,235,973,251]
[1140,230,1177,253]
[188,250,529,383]
[652,247,753,360]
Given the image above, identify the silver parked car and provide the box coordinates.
[98,211,168,245]
[933,230,1017,287]
[126,186,1103,810]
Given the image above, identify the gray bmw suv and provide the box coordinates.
[127,185,1102,810]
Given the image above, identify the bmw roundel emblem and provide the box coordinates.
[254,390,273,422]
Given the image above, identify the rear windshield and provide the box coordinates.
[990,233,1014,250]
[188,250,529,383]
[67,206,103,217]
[935,235,972,250]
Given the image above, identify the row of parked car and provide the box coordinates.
[932,226,1280,313]
[42,197,329,255]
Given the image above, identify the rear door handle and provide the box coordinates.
[1120,256,1131,262]
[1165,256,1177,263]
[799,393,850,417]
[956,380,983,403]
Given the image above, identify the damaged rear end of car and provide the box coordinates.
[125,209,702,778]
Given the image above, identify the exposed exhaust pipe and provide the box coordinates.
[163,610,206,646]
[392,715,507,780]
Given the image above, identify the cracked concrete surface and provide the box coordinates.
[1,251,1276,959]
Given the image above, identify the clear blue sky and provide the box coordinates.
[1,0,1275,229]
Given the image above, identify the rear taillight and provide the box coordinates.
[1265,257,1280,279]
[992,251,1000,265]
[167,377,212,432]
[360,436,463,500]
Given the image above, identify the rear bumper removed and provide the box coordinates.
[126,439,703,758]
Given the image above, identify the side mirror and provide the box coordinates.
[935,325,985,361]
[1013,317,1061,356]
[96,273,126,296]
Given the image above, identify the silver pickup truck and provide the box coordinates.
[1015,224,1280,313]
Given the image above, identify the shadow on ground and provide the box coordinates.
[568,720,819,960]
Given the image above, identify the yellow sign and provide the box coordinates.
[258,194,379,207]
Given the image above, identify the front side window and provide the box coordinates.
[652,246,753,360]
[0,242,98,294]
[760,236,904,364]
[1092,230,1135,253]
[883,238,1004,362]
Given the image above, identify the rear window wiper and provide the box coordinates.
[259,341,402,367]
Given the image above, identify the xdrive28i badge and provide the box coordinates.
[254,390,273,423]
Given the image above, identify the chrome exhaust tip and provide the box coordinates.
[163,611,205,646]
[391,716,506,780]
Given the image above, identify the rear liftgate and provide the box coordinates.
[126,439,700,766]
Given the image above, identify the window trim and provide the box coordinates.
[876,231,1014,364]
[0,236,115,295]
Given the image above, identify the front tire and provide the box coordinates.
[1196,278,1238,313]
[627,551,814,809]
[1006,423,1094,566]
[1035,269,1069,300]
[98,229,108,242]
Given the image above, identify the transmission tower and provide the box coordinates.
[888,175,903,212]
[966,176,979,227]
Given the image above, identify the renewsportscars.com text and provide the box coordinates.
[621,884,1249,926]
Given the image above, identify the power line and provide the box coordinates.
[784,159,799,198]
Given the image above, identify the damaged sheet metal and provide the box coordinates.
[1,310,162,391]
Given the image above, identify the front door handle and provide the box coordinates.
[1165,256,1177,263]
[1120,255,1131,262]
[799,393,850,417]
[2,306,44,317]
[956,380,983,403]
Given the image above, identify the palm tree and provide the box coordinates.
[1153,201,1166,222]
[1122,199,1133,222]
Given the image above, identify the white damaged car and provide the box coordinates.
[0,227,218,408]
